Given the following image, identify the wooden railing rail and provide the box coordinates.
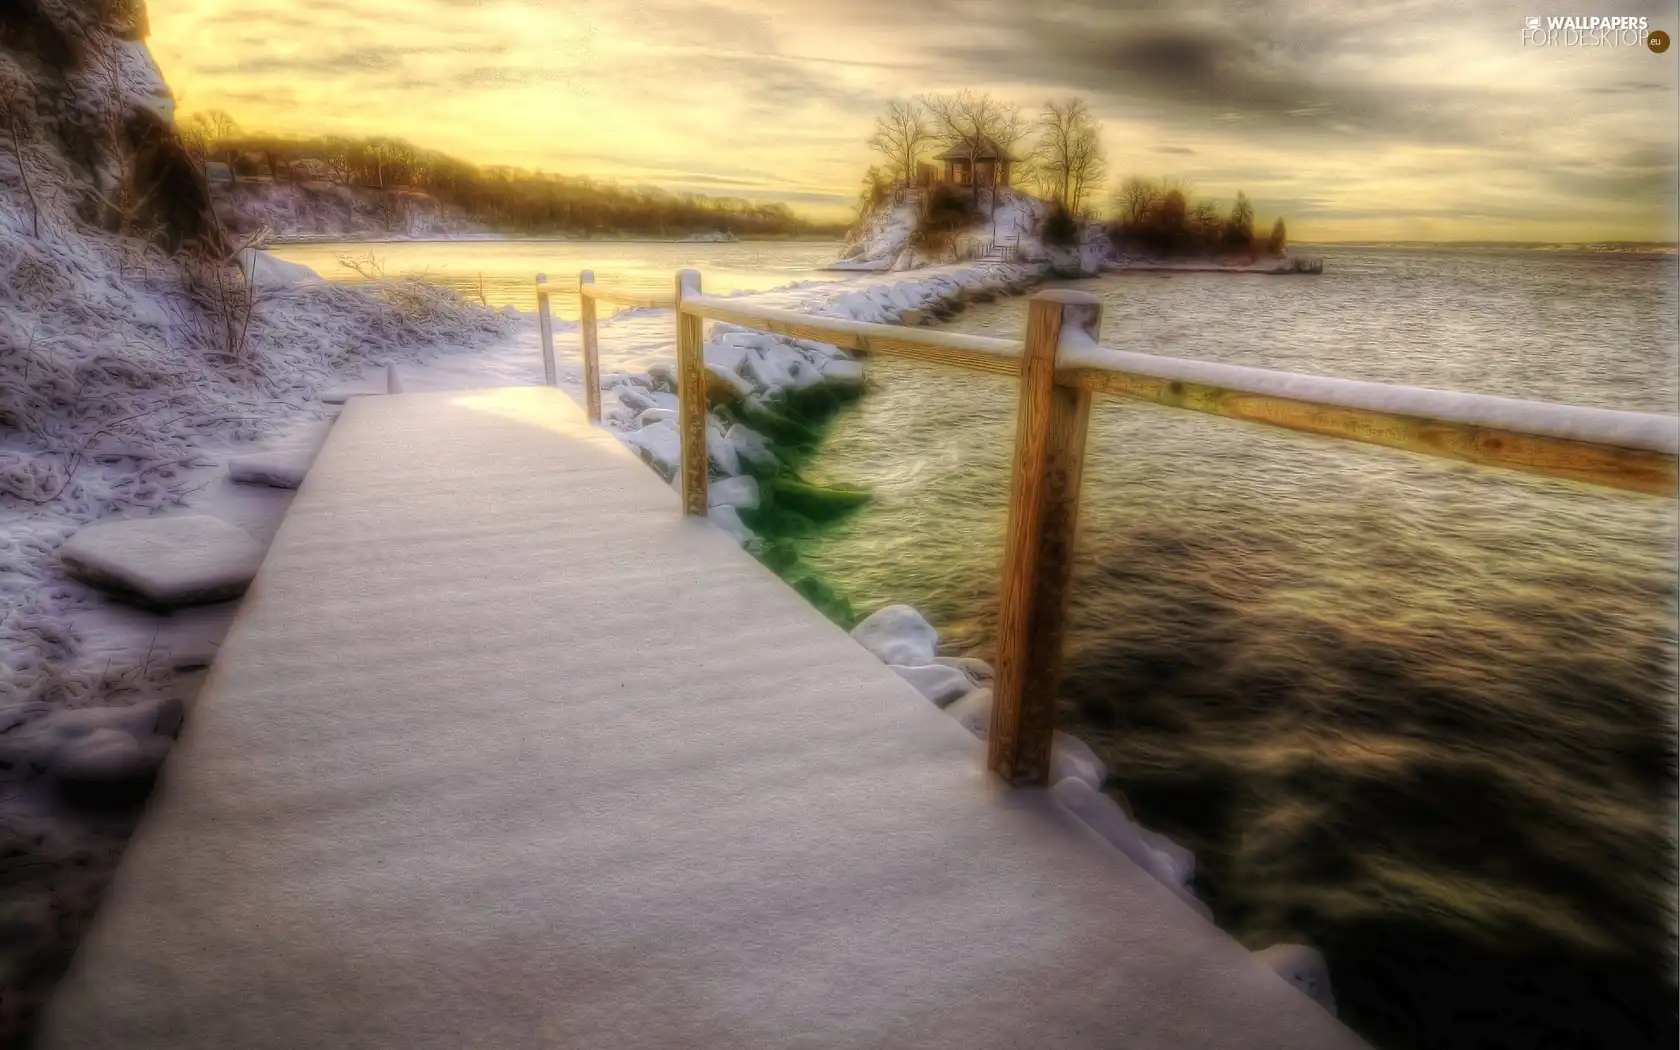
[537,268,1680,785]
[536,274,680,423]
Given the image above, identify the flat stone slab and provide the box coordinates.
[228,448,315,489]
[58,515,267,609]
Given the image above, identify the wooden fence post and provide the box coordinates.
[535,273,557,388]
[579,269,601,422]
[675,269,708,516]
[988,289,1103,786]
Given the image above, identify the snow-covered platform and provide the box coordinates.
[37,387,1366,1050]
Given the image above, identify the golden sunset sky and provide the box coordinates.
[146,0,1679,241]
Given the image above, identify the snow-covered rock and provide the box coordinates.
[1050,778,1209,918]
[638,407,676,427]
[1255,945,1338,1017]
[706,363,755,403]
[227,448,314,490]
[945,687,992,737]
[724,425,778,473]
[819,359,865,391]
[622,422,681,479]
[57,516,267,609]
[51,729,171,805]
[707,504,752,546]
[237,249,324,292]
[933,656,993,685]
[850,604,938,666]
[707,424,741,476]
[934,690,1107,790]
[888,664,972,707]
[1052,731,1107,791]
[707,476,760,511]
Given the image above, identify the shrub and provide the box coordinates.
[1042,203,1079,247]
[911,183,980,251]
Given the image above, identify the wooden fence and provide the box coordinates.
[536,268,1679,786]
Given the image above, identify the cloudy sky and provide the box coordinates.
[146,0,1679,241]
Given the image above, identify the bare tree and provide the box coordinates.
[1065,121,1108,217]
[1037,98,1108,214]
[867,99,934,197]
[1114,176,1159,226]
[920,89,1001,204]
[179,108,240,180]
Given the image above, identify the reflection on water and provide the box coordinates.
[796,247,1678,1050]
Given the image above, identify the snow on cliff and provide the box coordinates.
[214,181,488,243]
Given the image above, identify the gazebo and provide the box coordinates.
[934,138,1016,188]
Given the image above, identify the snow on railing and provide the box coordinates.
[537,267,1680,788]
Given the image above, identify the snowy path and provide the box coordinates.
[38,387,1367,1050]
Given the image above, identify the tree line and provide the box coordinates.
[1109,177,1286,257]
[176,111,846,238]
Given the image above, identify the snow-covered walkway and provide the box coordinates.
[37,385,1367,1050]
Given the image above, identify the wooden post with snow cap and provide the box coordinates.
[579,269,601,422]
[675,269,708,516]
[988,289,1102,786]
[535,273,557,388]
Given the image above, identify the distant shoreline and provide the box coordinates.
[266,234,845,247]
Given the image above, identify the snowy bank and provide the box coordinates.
[831,188,1068,275]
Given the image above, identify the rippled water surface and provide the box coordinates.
[795,247,1678,1050]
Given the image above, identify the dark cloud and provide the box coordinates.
[946,7,1501,145]
[1152,145,1197,154]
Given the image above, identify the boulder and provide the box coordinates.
[58,515,267,609]
[707,425,741,476]
[618,387,658,414]
[638,407,676,427]
[707,475,760,511]
[1050,778,1210,918]
[897,308,925,326]
[52,729,172,808]
[850,604,937,666]
[819,359,865,392]
[945,687,992,737]
[724,425,778,474]
[227,448,314,489]
[933,656,993,685]
[1255,945,1338,1017]
[1052,731,1107,791]
[703,341,751,372]
[707,504,752,546]
[888,664,972,707]
[705,364,754,407]
[647,362,678,393]
[622,422,681,479]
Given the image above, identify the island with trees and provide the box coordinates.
[841,92,1318,275]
